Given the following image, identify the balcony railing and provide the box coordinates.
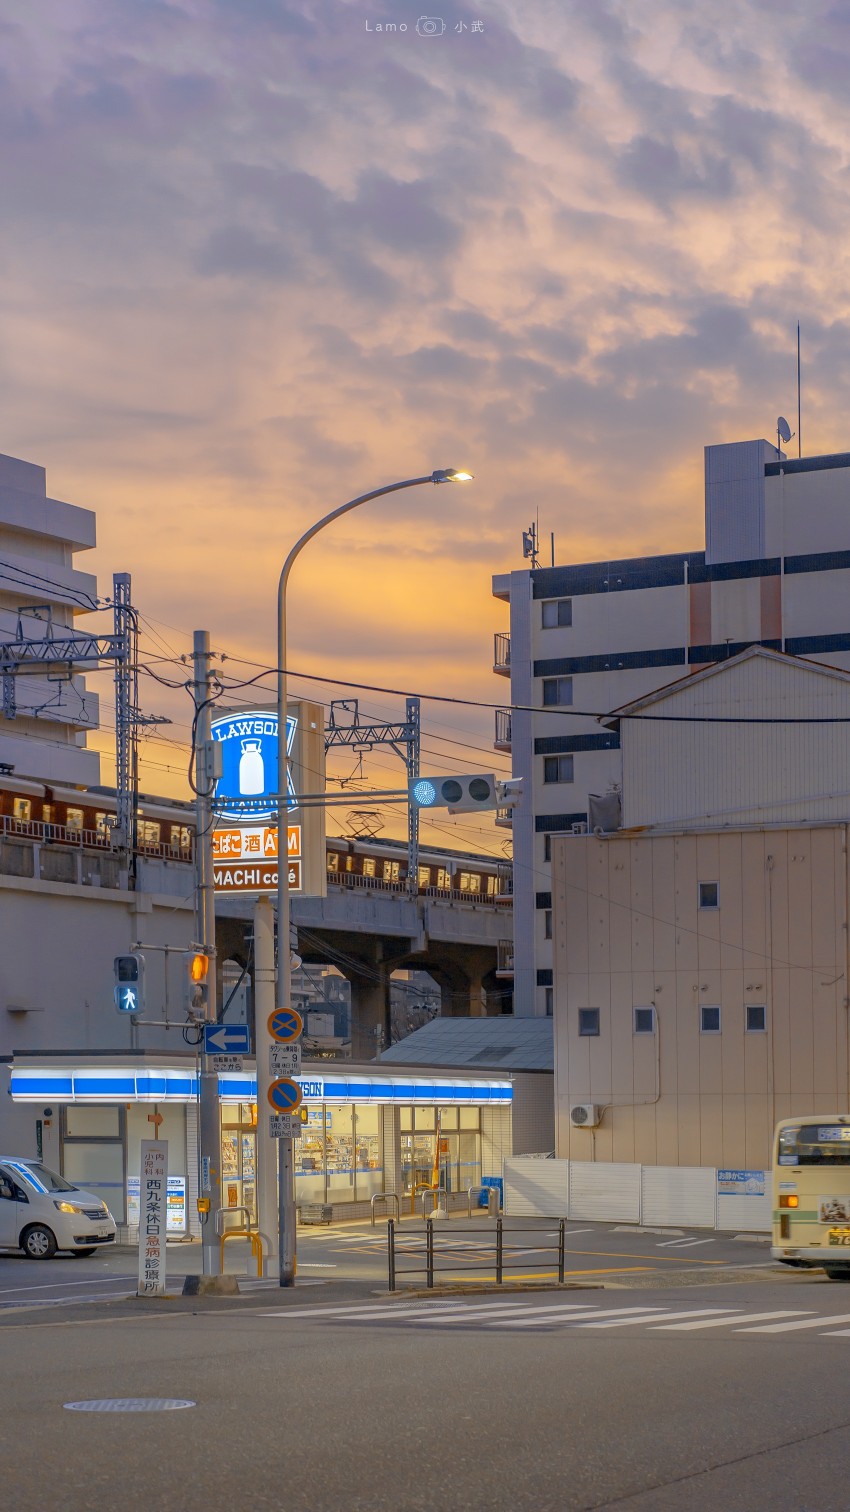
[493,632,511,676]
[494,708,512,750]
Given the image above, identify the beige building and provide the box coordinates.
[552,647,850,1174]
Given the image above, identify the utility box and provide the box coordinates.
[298,1203,333,1225]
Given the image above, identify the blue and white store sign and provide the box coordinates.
[211,709,297,823]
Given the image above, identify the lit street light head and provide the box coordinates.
[431,468,474,484]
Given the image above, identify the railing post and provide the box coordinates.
[558,1217,565,1284]
[496,1216,503,1285]
[388,1218,395,1292]
[426,1216,434,1289]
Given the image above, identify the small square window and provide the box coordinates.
[543,754,574,784]
[634,1007,655,1034]
[699,881,719,909]
[578,1008,600,1036]
[701,1005,721,1033]
[746,1004,767,1033]
[544,987,554,1017]
[544,909,552,940]
[542,598,572,629]
[542,676,573,706]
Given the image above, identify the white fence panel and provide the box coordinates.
[569,1162,641,1223]
[503,1157,569,1218]
[641,1166,716,1229]
[716,1192,772,1233]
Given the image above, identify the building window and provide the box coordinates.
[544,834,551,863]
[634,1007,656,1034]
[578,1008,600,1036]
[543,755,574,784]
[701,1005,721,1033]
[699,881,719,909]
[65,807,84,832]
[542,676,573,706]
[542,598,572,629]
[544,909,552,939]
[12,797,31,821]
[545,987,554,1016]
[746,1004,767,1033]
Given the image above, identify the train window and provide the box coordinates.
[383,861,400,882]
[65,807,84,832]
[138,820,161,845]
[459,872,481,893]
[95,812,112,834]
[326,851,339,872]
[345,854,353,872]
[12,798,31,822]
[170,825,191,850]
[486,875,499,896]
[362,857,376,877]
[42,804,53,824]
[436,868,451,890]
[417,865,432,889]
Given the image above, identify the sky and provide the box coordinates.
[3,0,850,854]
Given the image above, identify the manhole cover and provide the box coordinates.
[64,1398,195,1413]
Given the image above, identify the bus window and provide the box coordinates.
[779,1124,850,1166]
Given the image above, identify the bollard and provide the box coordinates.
[387,1217,396,1291]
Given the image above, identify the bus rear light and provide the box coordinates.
[779,1195,799,1208]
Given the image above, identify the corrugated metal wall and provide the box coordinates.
[641,1166,716,1227]
[569,1162,641,1222]
[504,1157,569,1217]
[502,1157,770,1230]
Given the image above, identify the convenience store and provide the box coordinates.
[1,1053,543,1235]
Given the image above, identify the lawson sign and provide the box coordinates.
[211,710,297,823]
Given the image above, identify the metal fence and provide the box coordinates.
[387,1217,568,1290]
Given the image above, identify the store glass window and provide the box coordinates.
[325,1105,355,1203]
[296,1108,326,1204]
[353,1105,383,1199]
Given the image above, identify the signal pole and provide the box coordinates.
[192,630,222,1277]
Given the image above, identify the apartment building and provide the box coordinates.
[493,437,850,1016]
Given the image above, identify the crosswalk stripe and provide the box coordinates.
[260,1301,466,1320]
[499,1304,662,1329]
[735,1312,850,1334]
[571,1307,735,1329]
[395,1302,596,1326]
[652,1310,809,1332]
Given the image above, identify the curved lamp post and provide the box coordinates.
[273,468,472,1284]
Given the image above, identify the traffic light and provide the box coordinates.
[184,951,211,1018]
[409,773,500,813]
[114,954,145,1016]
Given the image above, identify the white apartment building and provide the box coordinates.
[493,437,850,1017]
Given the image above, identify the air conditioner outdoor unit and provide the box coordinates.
[570,1103,601,1128]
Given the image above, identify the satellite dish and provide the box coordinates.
[777,416,792,443]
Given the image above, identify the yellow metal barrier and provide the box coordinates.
[215,1206,264,1275]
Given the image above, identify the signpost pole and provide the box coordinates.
[193,630,221,1278]
[253,896,279,1277]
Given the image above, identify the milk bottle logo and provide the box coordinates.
[239,739,265,796]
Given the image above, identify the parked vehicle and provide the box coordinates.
[0,1158,116,1259]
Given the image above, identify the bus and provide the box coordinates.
[772,1115,850,1280]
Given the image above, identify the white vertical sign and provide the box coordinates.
[137,1139,168,1297]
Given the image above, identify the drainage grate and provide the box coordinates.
[64,1398,195,1413]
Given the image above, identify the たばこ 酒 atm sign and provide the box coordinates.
[211,710,297,824]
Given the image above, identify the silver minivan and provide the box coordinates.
[0,1158,117,1259]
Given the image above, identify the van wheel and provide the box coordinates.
[21,1225,57,1260]
[71,1248,97,1258]
[824,1267,850,1280]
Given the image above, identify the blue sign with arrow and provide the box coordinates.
[203,1023,252,1056]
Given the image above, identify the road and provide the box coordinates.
[3,1218,850,1509]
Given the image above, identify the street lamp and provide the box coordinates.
[273,468,473,1285]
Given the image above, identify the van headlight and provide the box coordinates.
[54,1201,87,1215]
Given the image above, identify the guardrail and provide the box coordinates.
[387,1217,567,1291]
[371,1192,401,1226]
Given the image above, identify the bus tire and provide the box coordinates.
[824,1267,850,1281]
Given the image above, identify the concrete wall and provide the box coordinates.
[551,826,850,1171]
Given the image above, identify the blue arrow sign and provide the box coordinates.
[268,1078,303,1113]
[204,1023,252,1056]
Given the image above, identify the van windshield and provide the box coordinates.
[3,1161,78,1193]
[778,1125,850,1166]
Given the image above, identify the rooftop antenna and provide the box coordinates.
[797,321,802,458]
[522,521,540,569]
[776,415,793,462]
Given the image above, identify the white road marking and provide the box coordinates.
[736,1313,850,1334]
[498,1305,663,1329]
[571,1308,734,1330]
[410,1303,598,1326]
[656,1238,715,1249]
[652,1311,810,1332]
[0,1275,131,1296]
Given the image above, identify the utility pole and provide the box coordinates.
[193,630,222,1277]
[253,895,279,1276]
